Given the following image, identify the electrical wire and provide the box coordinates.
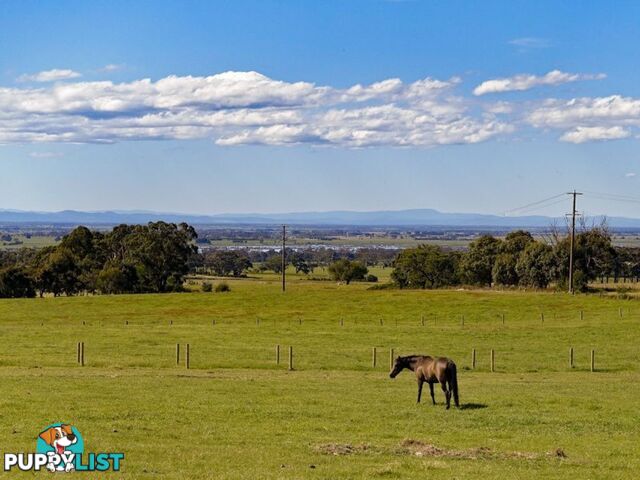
[583,191,640,205]
[503,193,566,216]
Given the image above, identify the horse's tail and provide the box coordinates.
[448,360,460,407]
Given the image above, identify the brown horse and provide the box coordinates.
[389,355,459,409]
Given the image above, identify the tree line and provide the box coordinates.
[391,228,636,291]
[1,223,639,298]
[0,222,197,297]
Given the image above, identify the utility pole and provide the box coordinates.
[281,225,286,292]
[567,190,583,294]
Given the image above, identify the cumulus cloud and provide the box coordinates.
[526,94,640,143]
[0,71,512,147]
[559,126,630,143]
[625,172,636,178]
[473,70,605,96]
[18,69,82,83]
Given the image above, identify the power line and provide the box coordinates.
[503,193,566,216]
[583,190,640,205]
[510,197,568,215]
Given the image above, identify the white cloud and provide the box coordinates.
[0,71,512,147]
[29,151,64,158]
[559,126,630,143]
[527,95,640,128]
[17,69,82,83]
[526,95,640,143]
[473,70,605,96]
[99,64,124,72]
[625,172,636,178]
[508,37,552,49]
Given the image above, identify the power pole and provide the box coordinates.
[281,225,286,292]
[567,190,583,294]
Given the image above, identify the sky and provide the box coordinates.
[1,0,640,217]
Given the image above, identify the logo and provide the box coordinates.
[3,423,124,473]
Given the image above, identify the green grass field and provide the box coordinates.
[0,278,638,478]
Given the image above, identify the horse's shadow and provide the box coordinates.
[458,403,488,410]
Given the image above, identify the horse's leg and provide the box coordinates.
[416,379,424,404]
[439,379,451,409]
[429,382,436,405]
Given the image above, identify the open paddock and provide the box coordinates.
[0,281,638,478]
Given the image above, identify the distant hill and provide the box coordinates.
[1,208,640,228]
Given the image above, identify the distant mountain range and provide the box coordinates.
[1,208,640,228]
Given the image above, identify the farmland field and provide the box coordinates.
[0,277,638,479]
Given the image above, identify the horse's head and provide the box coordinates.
[389,356,408,378]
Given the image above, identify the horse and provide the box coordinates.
[389,355,459,409]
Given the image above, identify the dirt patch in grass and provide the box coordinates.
[314,440,566,461]
[314,443,373,455]
[399,439,566,461]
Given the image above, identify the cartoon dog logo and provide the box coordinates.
[38,424,78,472]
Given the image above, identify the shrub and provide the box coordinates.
[215,282,231,293]
[201,281,212,292]
[366,274,378,283]
[328,259,368,284]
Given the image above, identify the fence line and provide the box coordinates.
[65,342,607,373]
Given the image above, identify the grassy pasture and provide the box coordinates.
[0,279,638,478]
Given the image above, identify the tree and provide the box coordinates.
[460,235,502,286]
[328,259,368,284]
[492,253,519,286]
[501,230,534,255]
[0,267,35,298]
[290,252,311,274]
[35,248,82,297]
[120,222,198,292]
[391,245,459,289]
[516,242,556,289]
[263,255,284,274]
[205,251,252,277]
[554,227,616,291]
[96,263,139,294]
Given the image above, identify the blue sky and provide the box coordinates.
[1,0,640,217]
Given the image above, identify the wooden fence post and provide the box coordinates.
[185,344,190,369]
[619,307,623,318]
[340,318,344,327]
[389,348,394,369]
[540,313,544,325]
[501,313,505,325]
[421,314,425,326]
[580,310,583,321]
[461,315,465,328]
[176,344,180,365]
[276,344,280,365]
[372,347,377,368]
[490,349,495,372]
[380,318,383,326]
[569,347,574,369]
[590,349,595,372]
[288,346,293,371]
[80,342,85,367]
[471,348,476,369]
